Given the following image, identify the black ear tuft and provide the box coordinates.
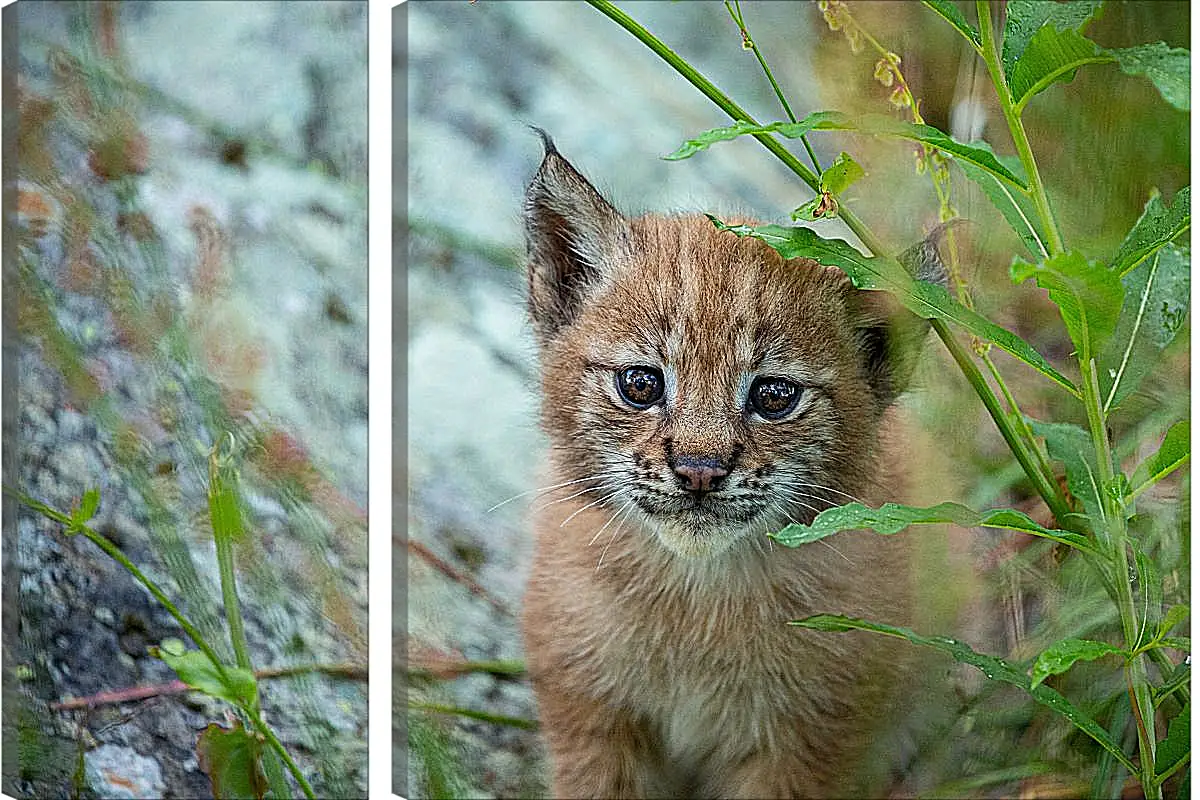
[854,226,954,407]
[524,131,628,345]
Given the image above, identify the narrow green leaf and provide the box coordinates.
[1129,421,1190,499]
[711,220,1078,395]
[1133,542,1165,648]
[1010,251,1124,362]
[1027,419,1104,533]
[1010,27,1114,113]
[790,614,1137,773]
[1111,187,1191,277]
[158,648,257,707]
[1098,245,1190,412]
[76,488,100,524]
[1113,43,1190,112]
[668,112,1027,188]
[208,460,247,545]
[1030,638,1125,688]
[665,113,847,160]
[957,146,1047,258]
[1155,637,1191,651]
[1002,0,1104,81]
[1155,702,1190,781]
[921,0,980,47]
[820,152,865,195]
[197,721,267,800]
[1154,660,1190,706]
[1156,604,1190,642]
[771,500,1095,553]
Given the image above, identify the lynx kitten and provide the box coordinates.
[521,133,939,798]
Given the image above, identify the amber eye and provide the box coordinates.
[616,366,665,409]
[748,376,802,420]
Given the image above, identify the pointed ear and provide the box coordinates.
[524,130,628,344]
[849,227,952,407]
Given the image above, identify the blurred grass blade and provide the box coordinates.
[1111,188,1191,277]
[1001,0,1104,80]
[771,500,1095,553]
[1155,702,1190,783]
[790,615,1138,773]
[710,220,1078,395]
[921,0,980,48]
[1010,251,1124,362]
[1029,638,1125,688]
[1113,43,1190,112]
[1098,246,1190,413]
[1129,421,1190,500]
[668,112,1027,189]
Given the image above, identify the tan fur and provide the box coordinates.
[522,143,924,798]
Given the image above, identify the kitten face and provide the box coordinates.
[524,139,922,559]
[540,216,885,558]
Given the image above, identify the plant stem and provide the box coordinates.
[1081,359,1160,798]
[934,322,1073,524]
[975,0,1064,256]
[248,710,317,800]
[408,701,540,731]
[586,0,820,193]
[724,1,821,173]
[208,447,256,685]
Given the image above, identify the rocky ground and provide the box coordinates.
[6,3,368,798]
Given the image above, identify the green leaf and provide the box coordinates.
[1011,251,1124,362]
[1155,637,1191,651]
[196,721,267,800]
[771,500,1095,553]
[1027,419,1104,533]
[789,614,1137,773]
[208,460,247,545]
[1113,43,1190,112]
[922,0,980,47]
[1129,421,1190,499]
[668,112,1027,189]
[1155,604,1190,642]
[1133,542,1164,648]
[1030,638,1125,688]
[1154,660,1190,706]
[957,145,1047,258]
[1155,702,1191,782]
[820,151,864,195]
[158,648,257,707]
[1002,0,1104,81]
[665,112,848,160]
[1098,245,1190,412]
[1010,27,1114,113]
[710,220,1078,395]
[790,196,829,222]
[75,488,100,524]
[1111,187,1191,277]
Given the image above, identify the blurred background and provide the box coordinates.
[400,1,1188,797]
[6,2,367,797]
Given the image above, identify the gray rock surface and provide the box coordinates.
[7,3,367,798]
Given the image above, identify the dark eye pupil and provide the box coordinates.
[750,378,800,418]
[617,367,664,408]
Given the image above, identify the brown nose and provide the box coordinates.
[673,457,729,493]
